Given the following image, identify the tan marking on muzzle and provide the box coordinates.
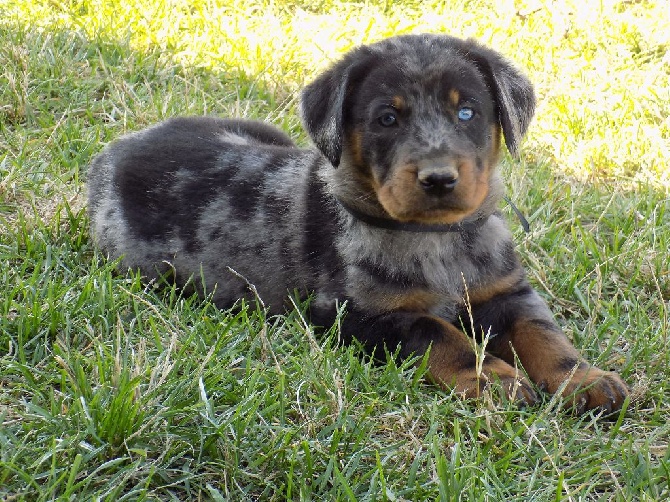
[375,158,491,224]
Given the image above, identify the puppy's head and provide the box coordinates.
[300,34,535,224]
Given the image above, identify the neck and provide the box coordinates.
[335,197,487,233]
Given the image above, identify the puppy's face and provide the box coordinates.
[344,60,501,224]
[300,34,535,225]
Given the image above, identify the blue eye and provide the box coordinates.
[458,107,474,121]
[378,112,397,127]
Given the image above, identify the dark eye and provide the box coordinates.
[378,112,398,127]
[458,107,474,121]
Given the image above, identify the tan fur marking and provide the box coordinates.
[392,95,405,109]
[424,317,536,402]
[340,128,382,202]
[456,158,491,211]
[356,289,441,314]
[348,128,365,167]
[496,318,581,382]
[499,318,629,411]
[467,268,525,305]
[488,125,502,166]
[448,88,460,108]
[376,158,491,224]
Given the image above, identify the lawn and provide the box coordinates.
[0,0,669,499]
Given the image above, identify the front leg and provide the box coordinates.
[470,281,629,413]
[338,308,538,405]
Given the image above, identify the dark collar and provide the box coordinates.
[335,198,488,233]
[336,197,530,233]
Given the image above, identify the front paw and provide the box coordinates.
[553,367,629,414]
[447,359,539,406]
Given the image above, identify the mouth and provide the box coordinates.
[375,180,488,225]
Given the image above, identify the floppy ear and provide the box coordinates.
[465,42,536,157]
[299,47,378,167]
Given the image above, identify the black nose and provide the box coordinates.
[419,172,458,193]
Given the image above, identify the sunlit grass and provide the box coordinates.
[2,0,668,185]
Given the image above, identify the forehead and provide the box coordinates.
[359,44,491,106]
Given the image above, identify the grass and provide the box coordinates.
[0,0,668,499]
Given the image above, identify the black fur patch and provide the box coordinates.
[465,280,535,337]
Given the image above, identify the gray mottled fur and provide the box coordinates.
[88,34,535,317]
[87,34,629,411]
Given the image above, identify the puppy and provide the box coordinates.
[87,34,628,413]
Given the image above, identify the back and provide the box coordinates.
[87,116,315,308]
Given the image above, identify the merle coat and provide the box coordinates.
[87,34,628,413]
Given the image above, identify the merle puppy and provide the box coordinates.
[87,34,628,413]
